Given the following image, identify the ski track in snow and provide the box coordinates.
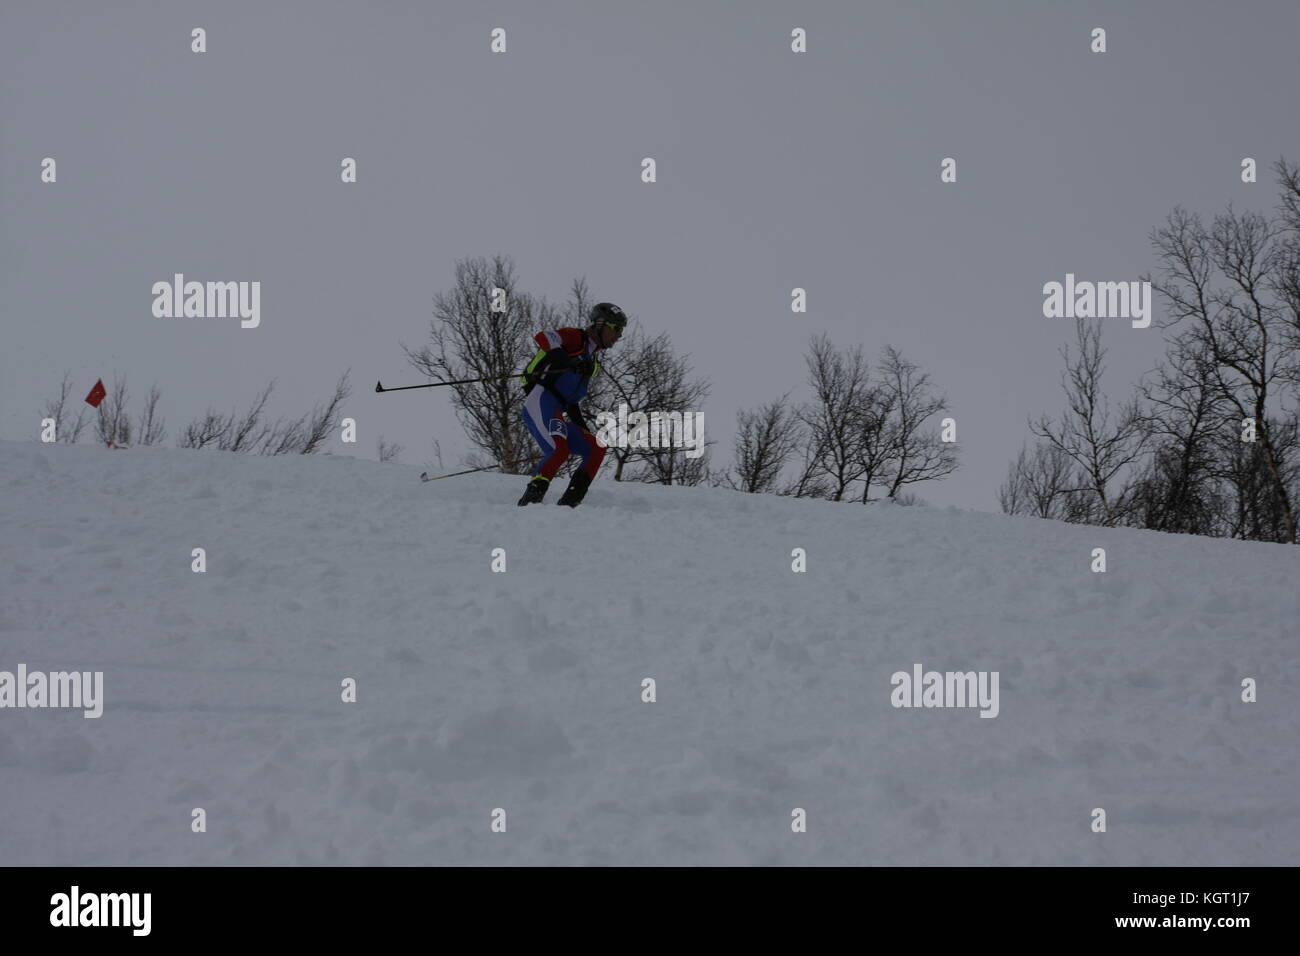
[2,441,1298,865]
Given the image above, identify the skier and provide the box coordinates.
[516,302,627,507]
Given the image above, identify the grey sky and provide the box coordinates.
[3,0,1297,509]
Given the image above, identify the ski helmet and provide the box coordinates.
[590,302,627,331]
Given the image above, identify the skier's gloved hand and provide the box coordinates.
[546,348,582,372]
[546,349,595,377]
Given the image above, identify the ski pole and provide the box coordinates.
[376,373,527,394]
[420,455,544,482]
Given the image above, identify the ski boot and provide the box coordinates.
[556,470,593,508]
[517,475,549,506]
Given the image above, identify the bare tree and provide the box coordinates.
[179,373,350,455]
[1208,413,1300,540]
[135,384,166,446]
[849,377,898,503]
[95,376,132,447]
[1131,334,1228,535]
[595,327,711,483]
[40,371,91,443]
[377,435,404,463]
[727,396,801,493]
[877,345,958,498]
[179,410,229,450]
[561,276,596,333]
[1030,318,1147,526]
[997,447,1029,517]
[181,382,271,451]
[1006,163,1300,542]
[638,443,714,486]
[1274,159,1300,365]
[787,337,957,503]
[297,370,351,454]
[229,382,275,452]
[999,442,1092,521]
[401,255,547,474]
[1148,190,1299,542]
[780,429,832,499]
[796,335,874,501]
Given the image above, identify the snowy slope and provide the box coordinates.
[1,439,1297,866]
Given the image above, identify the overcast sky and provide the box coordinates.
[3,0,1297,510]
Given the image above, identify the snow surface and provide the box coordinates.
[2,439,1297,866]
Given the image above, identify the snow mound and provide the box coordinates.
[1,440,1296,865]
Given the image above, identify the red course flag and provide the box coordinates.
[84,379,107,408]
